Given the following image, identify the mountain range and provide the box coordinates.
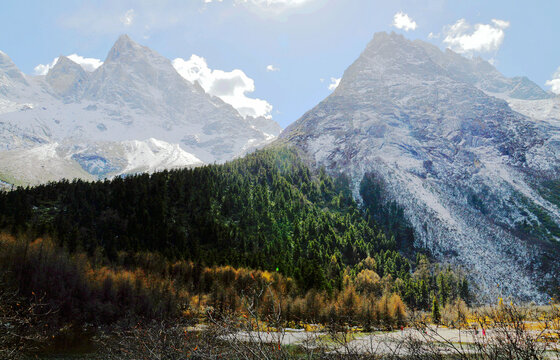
[2,32,560,301]
[0,35,281,186]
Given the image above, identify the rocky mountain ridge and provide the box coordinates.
[0,35,281,185]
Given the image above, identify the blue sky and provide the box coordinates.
[1,0,559,127]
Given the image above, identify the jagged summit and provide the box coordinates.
[115,33,133,45]
[104,34,144,63]
[49,55,80,69]
[85,34,192,110]
[343,31,552,101]
[339,31,448,91]
[281,32,560,302]
[46,56,88,98]
[367,31,405,47]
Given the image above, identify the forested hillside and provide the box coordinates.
[0,147,469,325]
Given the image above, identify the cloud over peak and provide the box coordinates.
[443,18,510,56]
[173,55,273,119]
[328,77,340,91]
[120,9,135,26]
[392,12,417,32]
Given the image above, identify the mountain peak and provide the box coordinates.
[343,31,552,101]
[0,49,27,84]
[370,31,406,43]
[117,33,132,42]
[363,32,408,54]
[51,55,82,71]
[0,49,12,64]
[114,34,135,48]
[0,49,8,62]
[105,34,144,63]
[339,31,443,89]
[46,55,88,97]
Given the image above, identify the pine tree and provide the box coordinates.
[431,295,441,324]
[460,278,470,304]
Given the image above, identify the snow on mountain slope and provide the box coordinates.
[0,35,280,186]
[0,138,203,186]
[0,143,96,186]
[83,138,204,175]
[280,32,560,302]
[0,98,31,115]
[490,93,560,123]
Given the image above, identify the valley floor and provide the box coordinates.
[22,323,560,359]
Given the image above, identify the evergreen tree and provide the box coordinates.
[431,295,441,324]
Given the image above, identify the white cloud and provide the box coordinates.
[173,55,273,119]
[392,12,417,31]
[33,62,55,76]
[443,18,510,56]
[33,54,103,75]
[328,77,340,91]
[546,67,560,95]
[67,54,103,72]
[266,64,279,72]
[491,19,510,29]
[120,9,135,26]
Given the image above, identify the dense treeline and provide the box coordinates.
[360,172,415,253]
[0,233,464,330]
[0,234,178,324]
[0,147,469,323]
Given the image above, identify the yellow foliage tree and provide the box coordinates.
[388,293,407,326]
[355,269,381,295]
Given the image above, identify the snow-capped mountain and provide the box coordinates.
[0,35,280,186]
[280,32,560,301]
